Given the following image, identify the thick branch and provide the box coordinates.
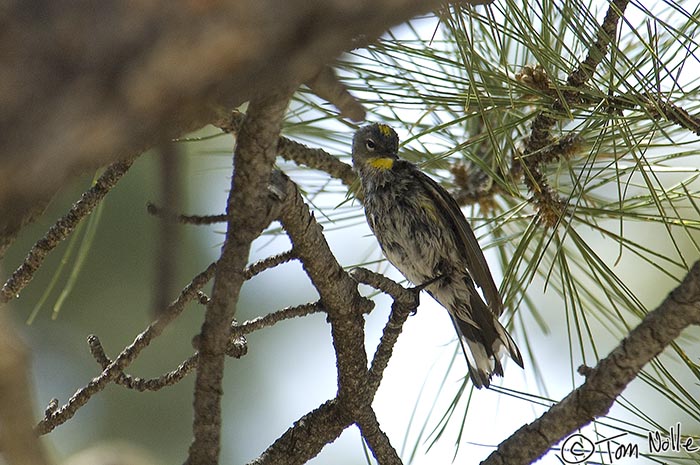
[186,91,292,465]
[244,172,375,464]
[1,0,470,249]
[0,308,51,465]
[275,171,373,404]
[247,400,351,465]
[482,261,700,465]
[356,407,402,465]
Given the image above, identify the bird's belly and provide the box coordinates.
[367,200,448,286]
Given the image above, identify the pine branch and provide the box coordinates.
[214,110,356,187]
[1,0,476,250]
[247,172,418,465]
[186,89,293,465]
[1,157,136,304]
[0,308,51,465]
[482,260,700,465]
[88,335,199,391]
[519,0,630,226]
[36,262,217,435]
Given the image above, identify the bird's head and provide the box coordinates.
[351,123,400,170]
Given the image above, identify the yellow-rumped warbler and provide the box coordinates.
[352,123,523,388]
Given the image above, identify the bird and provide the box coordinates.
[351,122,523,388]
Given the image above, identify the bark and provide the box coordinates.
[0,0,473,253]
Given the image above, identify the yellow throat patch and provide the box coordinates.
[368,157,395,170]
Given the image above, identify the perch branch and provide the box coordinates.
[249,173,420,465]
[275,171,373,405]
[350,267,420,394]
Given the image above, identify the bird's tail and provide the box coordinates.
[451,292,523,388]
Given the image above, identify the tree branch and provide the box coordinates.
[246,174,420,465]
[482,260,700,465]
[214,111,356,187]
[350,267,420,394]
[36,262,216,435]
[274,171,373,405]
[1,0,472,249]
[643,94,700,136]
[518,0,630,225]
[186,90,292,465]
[233,302,324,336]
[247,400,351,465]
[0,307,51,465]
[1,157,136,302]
[146,203,227,225]
[356,407,403,465]
[87,335,199,392]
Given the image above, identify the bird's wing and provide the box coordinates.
[417,169,503,316]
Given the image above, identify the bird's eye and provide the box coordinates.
[365,139,376,151]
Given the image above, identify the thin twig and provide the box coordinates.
[1,157,136,304]
[88,335,198,391]
[214,111,357,187]
[36,262,216,435]
[244,249,296,280]
[233,301,324,336]
[483,260,700,465]
[146,202,227,225]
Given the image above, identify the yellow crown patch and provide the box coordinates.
[377,124,394,137]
